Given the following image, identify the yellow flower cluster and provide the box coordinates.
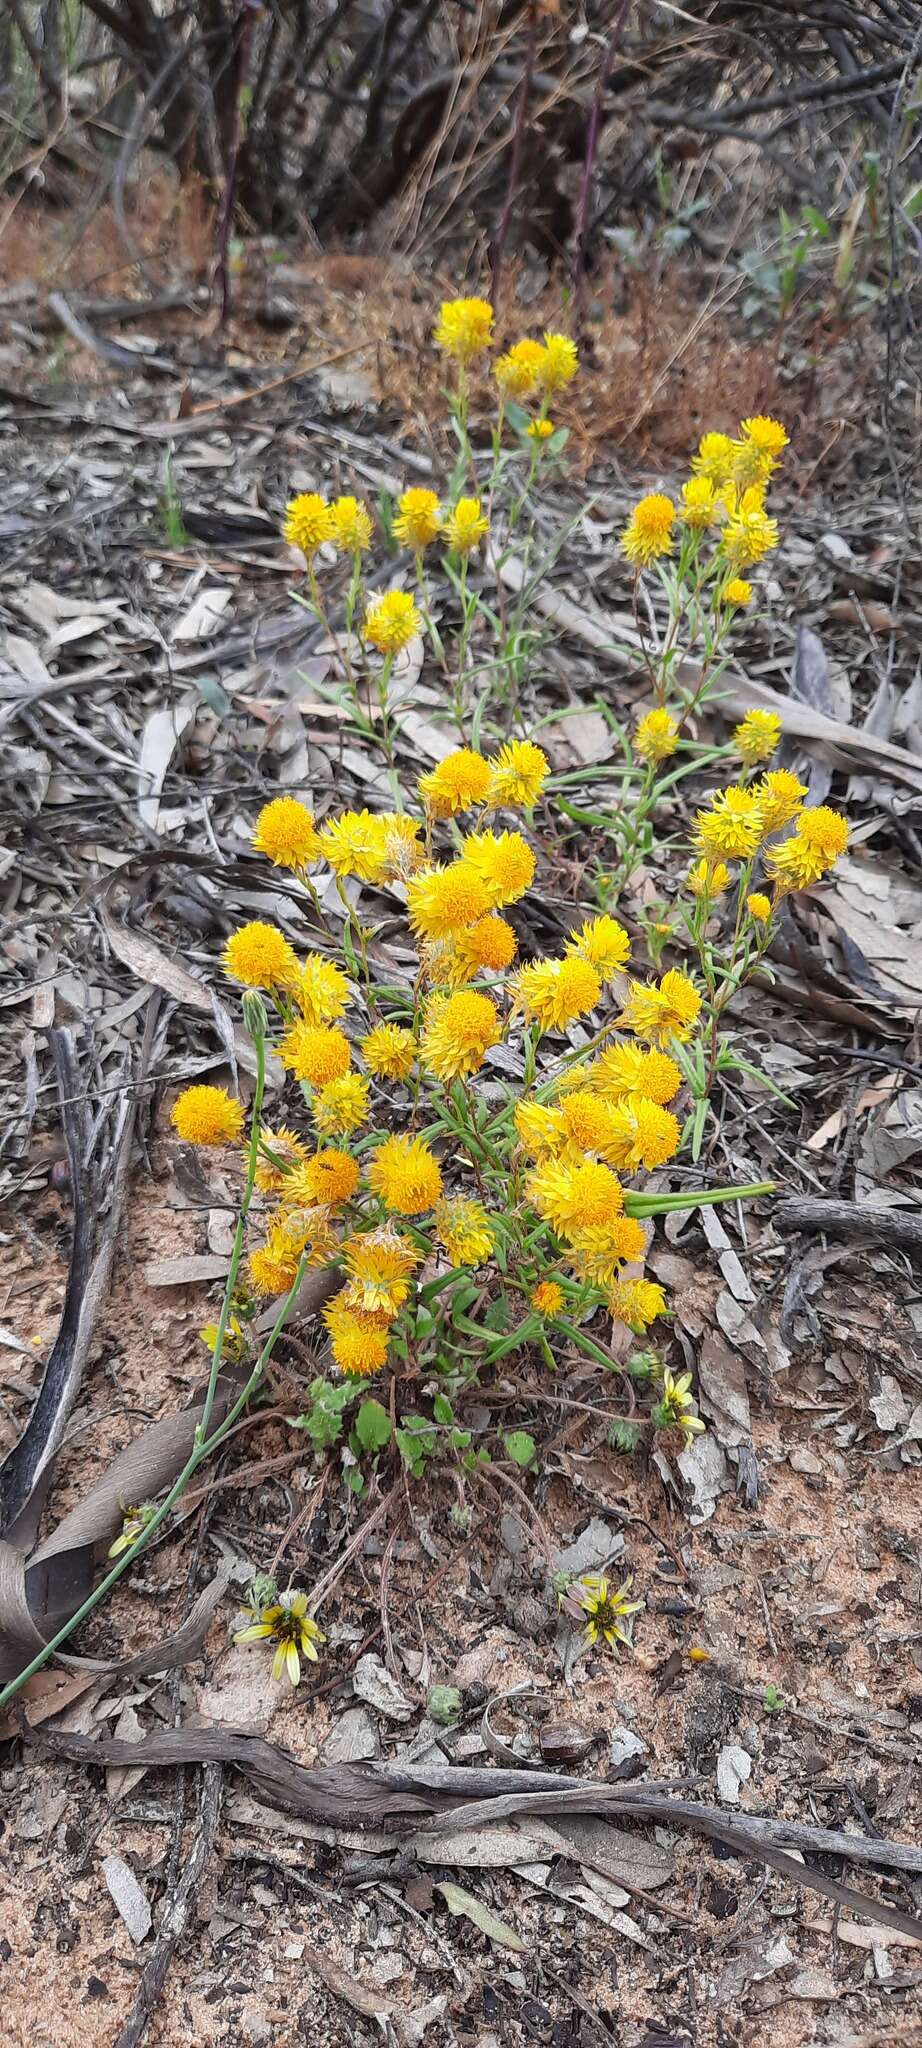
[620,413,787,580]
[692,772,848,911]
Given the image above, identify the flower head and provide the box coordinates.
[536,331,579,392]
[557,1090,620,1160]
[394,487,442,550]
[283,493,332,558]
[621,493,675,567]
[329,494,373,553]
[733,414,789,486]
[567,1215,648,1284]
[419,749,491,819]
[312,1073,369,1137]
[223,921,299,991]
[765,806,848,889]
[753,769,807,835]
[494,338,545,399]
[284,1148,360,1209]
[608,1276,667,1331]
[514,1099,562,1157]
[592,1043,682,1106]
[605,1094,681,1171]
[252,796,320,871]
[530,1280,564,1318]
[363,589,421,654]
[319,809,389,881]
[512,955,601,1034]
[694,784,763,861]
[342,1228,418,1316]
[377,812,423,881]
[460,830,535,909]
[692,432,734,485]
[279,1021,351,1087]
[448,914,518,983]
[618,969,700,1046]
[722,490,778,568]
[434,296,494,361]
[254,1124,308,1193]
[528,418,555,441]
[487,738,549,809]
[324,1294,392,1378]
[235,1589,324,1685]
[653,1366,705,1437]
[746,892,771,922]
[733,708,781,765]
[407,862,490,940]
[421,988,500,1080]
[723,577,753,607]
[435,1197,495,1266]
[171,1085,244,1147]
[578,1574,641,1653]
[369,1133,443,1215]
[795,804,849,864]
[297,952,351,1026]
[527,1158,624,1238]
[680,476,719,529]
[361,1022,417,1081]
[634,707,679,764]
[442,496,489,555]
[688,857,731,900]
[566,914,630,984]
[248,1229,303,1296]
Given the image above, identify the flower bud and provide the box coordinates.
[242,990,269,1040]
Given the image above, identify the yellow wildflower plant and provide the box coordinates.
[634,707,679,764]
[363,589,422,654]
[494,338,545,399]
[223,921,299,991]
[284,493,332,558]
[369,1134,443,1215]
[461,829,536,908]
[435,1198,495,1266]
[312,1074,370,1138]
[527,418,555,441]
[536,331,579,392]
[442,497,489,555]
[329,495,373,554]
[487,738,549,808]
[621,493,675,567]
[419,749,491,819]
[421,989,501,1081]
[235,1590,325,1686]
[171,1085,245,1147]
[361,1022,417,1081]
[733,709,782,765]
[530,1280,564,1319]
[578,1574,642,1654]
[252,796,320,872]
[394,487,442,550]
[434,296,494,362]
[296,953,351,1027]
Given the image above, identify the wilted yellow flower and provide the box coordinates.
[421,988,500,1080]
[527,418,555,441]
[512,955,601,1033]
[435,1197,495,1266]
[284,1148,360,1209]
[694,784,763,860]
[419,749,491,819]
[369,1133,443,1215]
[252,795,320,871]
[461,829,535,908]
[578,1574,641,1653]
[487,738,549,808]
[723,577,753,607]
[566,914,630,984]
[494,338,544,398]
[746,892,772,922]
[248,1233,302,1297]
[530,1280,564,1318]
[363,589,422,654]
[527,1157,624,1238]
[692,432,735,485]
[279,1021,351,1087]
[442,497,489,555]
[449,914,518,983]
[609,1276,666,1330]
[329,494,373,553]
[618,969,700,1046]
[235,1590,324,1685]
[361,1022,417,1081]
[514,1099,562,1157]
[324,1292,392,1377]
[394,487,442,550]
[621,493,675,567]
[377,812,423,881]
[734,708,781,765]
[754,768,807,833]
[254,1125,308,1193]
[680,476,719,528]
[342,1228,418,1316]
[434,296,494,361]
[655,1366,705,1437]
[536,330,579,392]
[283,492,332,558]
[407,862,491,940]
[312,1073,369,1137]
[319,810,389,881]
[722,490,778,568]
[592,1043,682,1106]
[606,1094,681,1171]
[171,1085,245,1147]
[688,857,731,900]
[297,953,351,1027]
[567,1216,647,1285]
[634,707,679,763]
[224,921,299,991]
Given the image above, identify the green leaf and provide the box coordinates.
[433,1393,454,1425]
[436,1881,526,1952]
[346,1466,366,1495]
[503,1430,536,1468]
[355,1398,392,1452]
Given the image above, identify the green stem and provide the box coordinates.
[198,1028,266,1442]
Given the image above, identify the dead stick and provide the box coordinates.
[111,1764,223,2048]
[775,1198,922,1254]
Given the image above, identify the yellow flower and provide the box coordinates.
[618,968,700,1047]
[655,1366,705,1437]
[460,829,535,910]
[377,812,423,881]
[296,953,351,1026]
[512,955,601,1034]
[283,492,332,558]
[634,707,679,763]
[284,1149,360,1209]
[795,804,849,864]
[566,914,630,984]
[527,1158,624,1238]
[536,331,579,392]
[567,1216,647,1285]
[606,1094,681,1171]
[442,497,489,555]
[722,492,779,568]
[363,589,422,654]
[342,1227,418,1316]
[421,988,501,1080]
[753,768,807,833]
[318,809,389,881]
[746,892,771,922]
[692,432,735,485]
[407,862,491,940]
[621,493,675,567]
[435,1197,495,1266]
[765,806,848,889]
[592,1044,682,1105]
[279,1021,351,1087]
[449,914,518,984]
[487,738,549,808]
[252,795,320,871]
[494,338,545,398]
[578,1573,642,1653]
[527,418,555,441]
[688,857,731,900]
[734,708,781,765]
[514,1099,562,1157]
[254,1125,308,1194]
[530,1280,564,1318]
[740,413,789,459]
[329,494,373,553]
[694,784,763,860]
[680,477,719,528]
[608,1276,666,1331]
[394,487,442,550]
[171,1085,244,1147]
[312,1073,369,1137]
[361,1022,417,1081]
[434,296,494,361]
[763,837,819,893]
[733,414,789,486]
[235,1590,324,1685]
[108,1502,157,1558]
[324,1294,392,1378]
[723,577,753,607]
[223,921,299,991]
[557,1091,620,1160]
[248,1234,302,1297]
[369,1133,443,1215]
[419,749,491,819]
